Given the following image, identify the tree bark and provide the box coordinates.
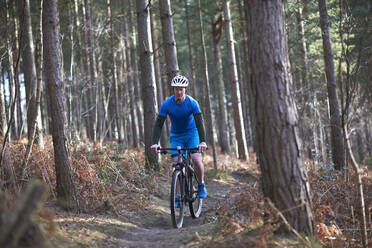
[107,0,123,144]
[136,0,158,167]
[123,17,139,148]
[72,0,83,140]
[212,13,230,154]
[197,0,217,169]
[21,0,45,176]
[3,0,13,138]
[12,1,24,139]
[365,119,372,157]
[238,0,254,149]
[246,0,315,235]
[224,0,248,161]
[18,0,43,147]
[318,0,346,170]
[150,6,168,147]
[129,0,144,143]
[82,0,95,141]
[35,0,44,149]
[184,0,197,99]
[43,0,78,210]
[159,0,179,87]
[0,180,47,247]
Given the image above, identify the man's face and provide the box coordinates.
[174,86,186,103]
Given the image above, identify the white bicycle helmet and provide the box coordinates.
[171,75,189,87]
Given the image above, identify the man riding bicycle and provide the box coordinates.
[151,75,207,200]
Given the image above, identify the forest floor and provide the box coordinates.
[1,137,371,247]
[49,167,247,247]
[47,152,269,248]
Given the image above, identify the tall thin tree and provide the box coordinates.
[184,0,197,98]
[224,0,248,160]
[212,12,230,154]
[18,0,43,146]
[129,0,144,143]
[150,6,167,147]
[159,0,179,93]
[136,0,158,166]
[43,0,78,210]
[123,17,139,148]
[197,0,217,169]
[318,0,346,170]
[108,0,123,143]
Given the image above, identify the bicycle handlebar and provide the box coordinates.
[157,147,199,154]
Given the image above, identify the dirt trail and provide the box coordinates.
[114,178,235,248]
[53,169,251,248]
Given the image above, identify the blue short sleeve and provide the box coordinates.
[191,98,201,114]
[159,101,168,117]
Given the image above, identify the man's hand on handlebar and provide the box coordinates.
[151,144,161,153]
[197,142,207,152]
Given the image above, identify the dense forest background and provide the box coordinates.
[0,0,371,247]
[0,0,370,163]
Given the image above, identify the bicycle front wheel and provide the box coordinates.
[170,169,184,228]
[188,169,202,218]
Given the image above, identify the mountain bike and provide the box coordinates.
[158,146,203,228]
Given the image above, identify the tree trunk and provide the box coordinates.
[73,0,83,140]
[224,0,248,161]
[238,0,254,149]
[365,119,372,157]
[119,37,130,147]
[296,3,314,161]
[241,1,256,152]
[184,0,197,99]
[150,6,168,147]
[129,0,144,143]
[246,0,315,235]
[136,0,158,167]
[0,180,47,247]
[98,57,108,145]
[3,0,13,138]
[108,0,123,144]
[197,0,217,169]
[43,0,78,210]
[0,78,7,137]
[212,13,230,154]
[18,0,41,145]
[82,0,95,141]
[21,0,45,175]
[123,18,139,148]
[159,0,179,85]
[318,0,346,171]
[12,1,23,139]
[35,0,44,149]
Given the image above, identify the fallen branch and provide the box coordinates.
[266,198,312,247]
[0,179,48,247]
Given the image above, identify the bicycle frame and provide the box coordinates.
[160,147,198,202]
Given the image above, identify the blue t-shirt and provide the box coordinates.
[159,95,201,134]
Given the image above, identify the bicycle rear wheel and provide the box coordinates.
[188,169,202,218]
[170,169,184,228]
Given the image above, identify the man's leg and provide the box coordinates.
[191,153,204,183]
[191,152,207,198]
